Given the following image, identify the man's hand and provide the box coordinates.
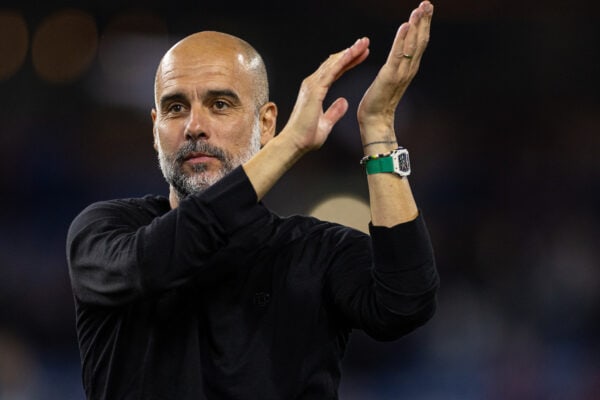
[358,1,434,143]
[244,2,433,206]
[281,37,370,153]
[244,37,370,200]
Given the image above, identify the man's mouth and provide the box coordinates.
[183,152,216,164]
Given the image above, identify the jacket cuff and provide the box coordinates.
[369,212,435,272]
[190,166,270,235]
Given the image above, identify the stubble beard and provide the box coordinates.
[157,118,262,201]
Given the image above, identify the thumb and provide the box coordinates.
[320,97,349,134]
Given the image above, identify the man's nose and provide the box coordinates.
[184,105,210,140]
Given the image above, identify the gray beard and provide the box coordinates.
[157,119,261,201]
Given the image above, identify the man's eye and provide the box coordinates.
[213,101,229,110]
[168,104,184,113]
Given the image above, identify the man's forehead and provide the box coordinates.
[156,58,247,92]
[163,32,247,66]
[154,61,256,109]
[154,31,263,105]
[162,48,233,70]
[157,46,251,84]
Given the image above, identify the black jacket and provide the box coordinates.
[66,166,438,399]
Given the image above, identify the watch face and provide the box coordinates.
[392,149,411,176]
[398,152,410,172]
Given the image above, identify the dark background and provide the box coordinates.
[1,0,599,398]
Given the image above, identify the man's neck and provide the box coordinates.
[169,188,180,209]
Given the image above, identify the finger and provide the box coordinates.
[386,22,410,68]
[420,1,434,22]
[333,37,370,80]
[315,37,370,87]
[411,2,434,63]
[320,97,349,134]
[401,8,422,62]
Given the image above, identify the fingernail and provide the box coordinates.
[423,2,433,12]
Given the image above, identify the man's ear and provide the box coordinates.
[259,102,278,147]
[151,108,158,151]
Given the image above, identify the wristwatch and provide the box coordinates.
[360,147,411,177]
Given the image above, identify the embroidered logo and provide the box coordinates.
[253,292,271,307]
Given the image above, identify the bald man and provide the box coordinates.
[67,2,439,399]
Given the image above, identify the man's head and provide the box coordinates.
[151,31,277,205]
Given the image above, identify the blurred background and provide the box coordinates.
[0,0,599,398]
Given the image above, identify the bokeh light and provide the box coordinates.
[309,194,371,233]
[94,10,169,109]
[31,9,98,84]
[0,11,29,81]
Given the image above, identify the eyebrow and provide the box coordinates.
[159,92,187,110]
[204,89,242,107]
[206,89,240,101]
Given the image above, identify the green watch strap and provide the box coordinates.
[365,156,395,175]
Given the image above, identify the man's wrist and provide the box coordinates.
[361,135,398,155]
[362,140,398,150]
[360,126,397,154]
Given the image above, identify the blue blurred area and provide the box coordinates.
[1,1,599,399]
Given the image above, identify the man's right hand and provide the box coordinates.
[280,37,370,154]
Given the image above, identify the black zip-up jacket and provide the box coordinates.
[66,166,439,399]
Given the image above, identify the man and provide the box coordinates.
[66,1,438,399]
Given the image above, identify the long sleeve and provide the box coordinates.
[66,167,271,307]
[328,212,439,341]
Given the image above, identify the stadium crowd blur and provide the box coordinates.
[0,0,598,398]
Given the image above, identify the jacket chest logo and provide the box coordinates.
[253,292,271,307]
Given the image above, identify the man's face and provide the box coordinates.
[152,41,265,199]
